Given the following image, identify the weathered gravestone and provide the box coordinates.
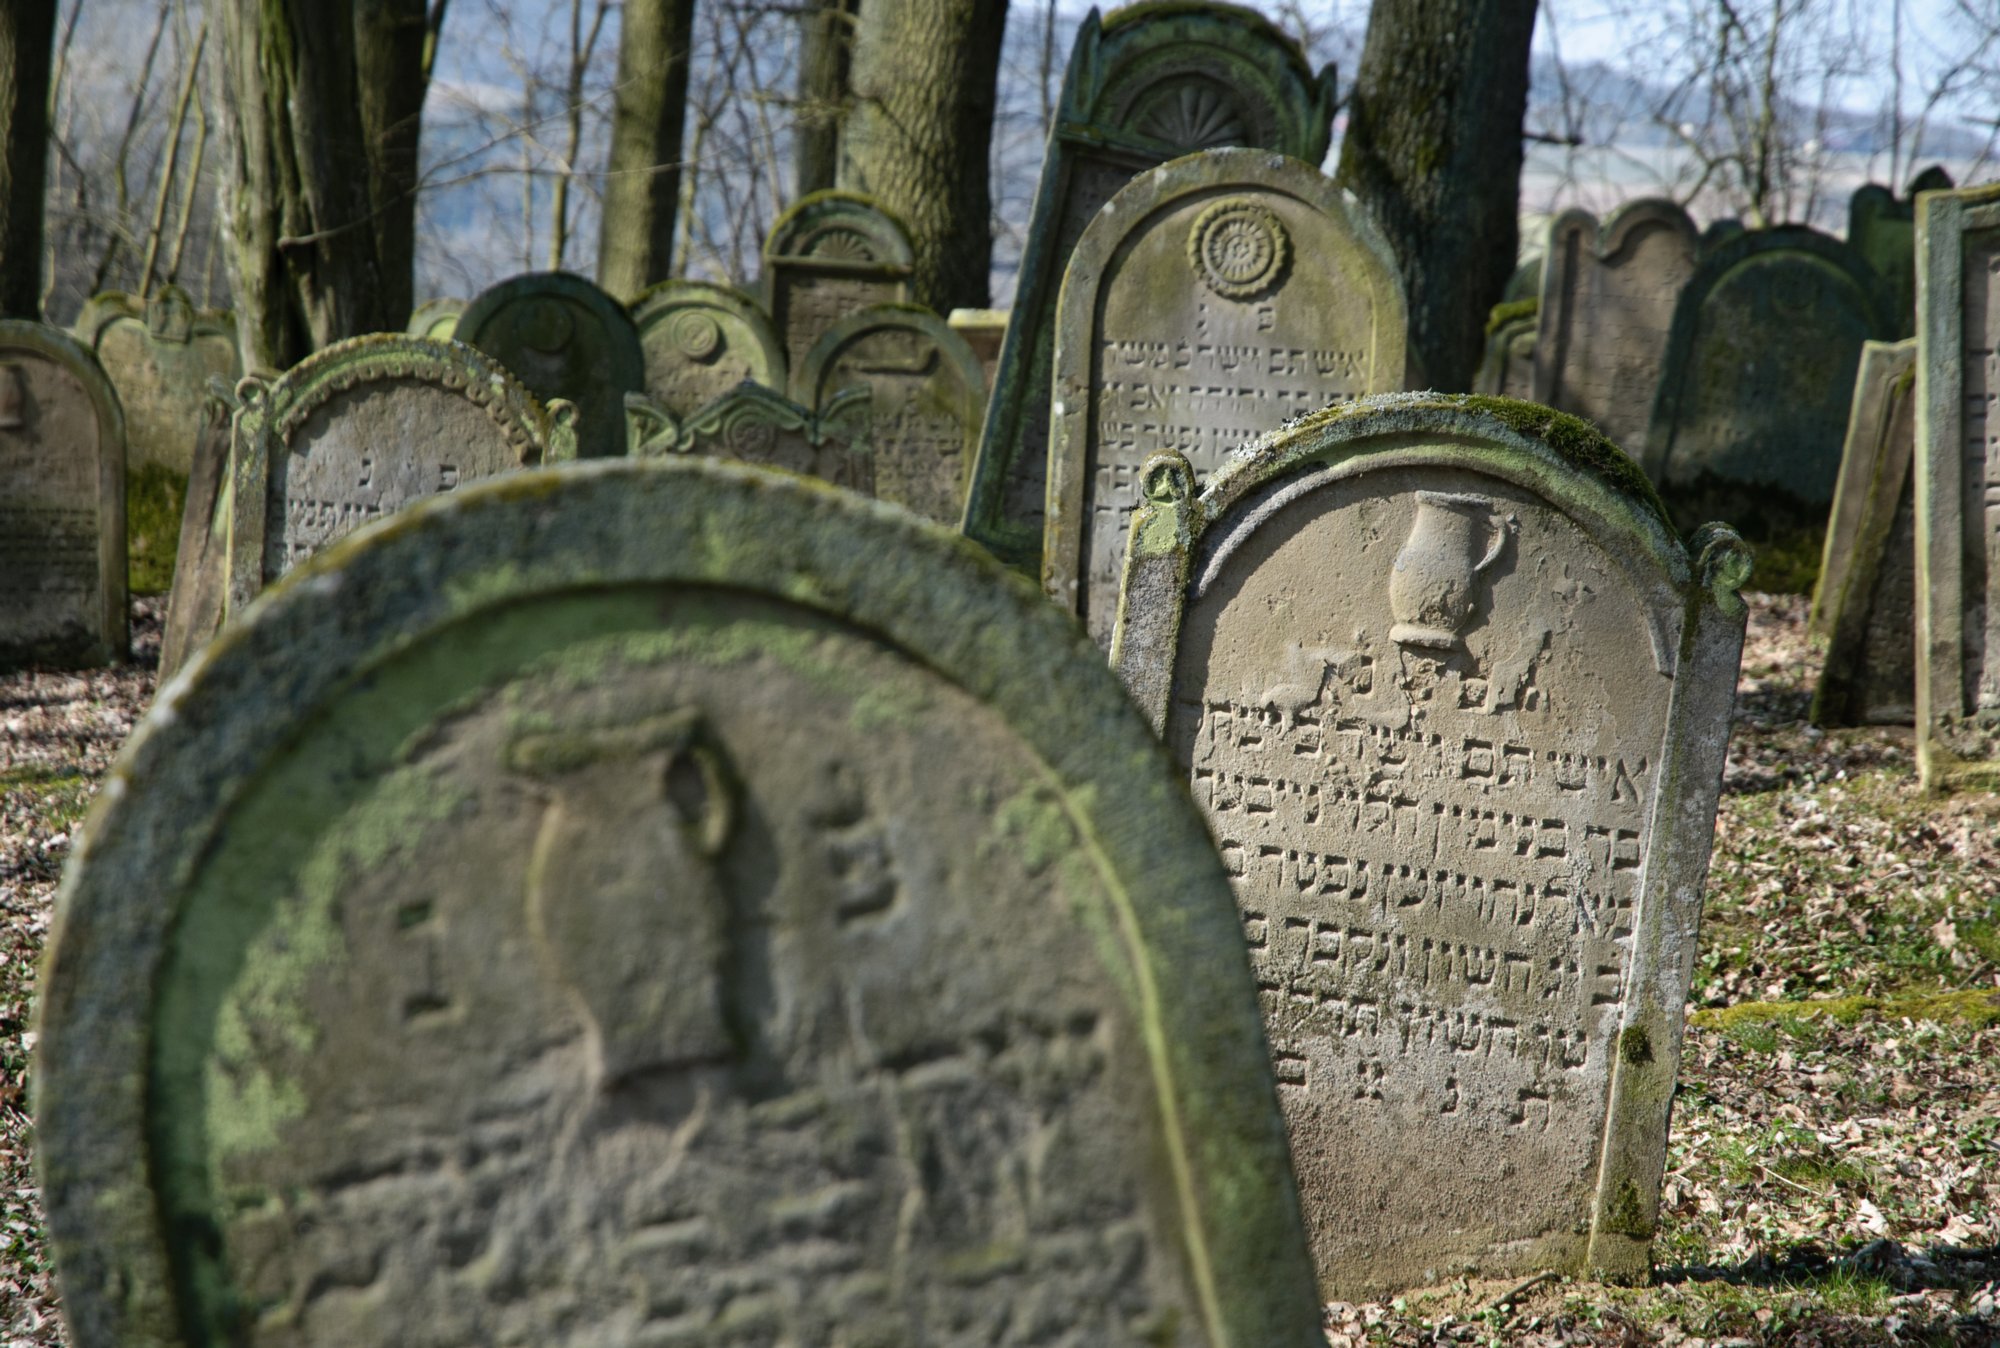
[1532,200,1700,456]
[457,271,644,461]
[37,455,1324,1348]
[626,380,869,492]
[963,3,1337,572]
[0,322,127,671]
[1475,300,1538,401]
[1848,166,1954,337]
[1914,183,2000,790]
[1046,148,1406,648]
[1644,226,1894,518]
[632,279,786,418]
[762,191,914,376]
[796,304,988,524]
[73,287,240,477]
[947,307,1008,389]
[405,297,466,342]
[1110,394,1751,1295]
[1810,339,1919,727]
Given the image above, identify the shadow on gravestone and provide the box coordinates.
[1046,148,1406,648]
[0,320,127,671]
[406,297,466,342]
[1109,393,1752,1298]
[37,456,1325,1348]
[457,271,645,461]
[625,380,871,494]
[761,191,915,377]
[1847,165,1955,340]
[631,279,786,419]
[962,2,1337,574]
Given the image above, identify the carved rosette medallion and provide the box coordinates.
[668,309,723,361]
[1187,199,1289,300]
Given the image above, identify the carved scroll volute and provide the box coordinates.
[544,398,581,463]
[1111,450,1201,732]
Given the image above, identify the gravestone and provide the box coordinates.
[1644,226,1894,516]
[37,455,1323,1348]
[1532,199,1700,455]
[796,304,988,524]
[0,321,127,670]
[1110,393,1751,1296]
[1848,167,1954,337]
[761,191,914,375]
[626,380,870,492]
[947,307,1008,389]
[1914,183,2000,790]
[405,297,465,341]
[962,3,1337,573]
[1810,339,1919,726]
[1475,301,1538,401]
[631,279,786,417]
[1046,149,1406,648]
[73,286,240,476]
[457,270,644,461]
[157,386,231,679]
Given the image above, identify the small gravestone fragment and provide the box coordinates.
[1848,167,1954,336]
[457,271,644,461]
[762,192,914,376]
[1476,300,1538,400]
[157,387,231,680]
[405,297,465,341]
[632,280,785,417]
[948,307,1008,389]
[627,381,870,493]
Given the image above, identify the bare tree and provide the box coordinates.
[597,0,697,301]
[1,1,58,318]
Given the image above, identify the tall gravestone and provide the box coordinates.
[761,192,914,376]
[1046,149,1406,647]
[1475,301,1538,401]
[73,287,240,477]
[405,297,465,342]
[38,456,1324,1348]
[1110,394,1750,1295]
[457,271,644,461]
[632,279,786,418]
[962,3,1337,572]
[1532,200,1700,456]
[1848,166,1954,337]
[1811,339,1919,726]
[1915,183,2000,790]
[626,381,870,492]
[796,304,988,524]
[0,322,127,670]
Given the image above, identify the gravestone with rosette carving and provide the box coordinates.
[1109,393,1751,1296]
[632,279,786,418]
[457,270,644,461]
[1046,148,1405,648]
[37,455,1324,1348]
[761,191,914,376]
[626,381,870,493]
[73,286,239,477]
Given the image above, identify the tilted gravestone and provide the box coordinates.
[0,322,127,670]
[796,303,988,525]
[962,3,1337,573]
[157,387,231,679]
[761,191,914,376]
[457,271,644,461]
[37,455,1324,1348]
[1532,199,1700,456]
[405,297,465,342]
[73,286,240,477]
[625,380,870,492]
[1475,300,1538,401]
[631,279,786,418]
[1848,166,1954,338]
[1110,394,1751,1295]
[1046,149,1406,648]
[1811,339,1919,727]
[1914,183,2000,790]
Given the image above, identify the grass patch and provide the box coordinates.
[127,461,187,596]
[1694,987,2000,1037]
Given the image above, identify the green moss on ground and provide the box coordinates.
[128,462,187,596]
[1694,987,2000,1037]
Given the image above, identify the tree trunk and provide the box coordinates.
[794,0,856,199]
[841,0,1009,312]
[0,2,56,320]
[355,0,436,328]
[1336,0,1538,392]
[597,0,696,301]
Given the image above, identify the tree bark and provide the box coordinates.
[0,2,57,320]
[794,0,857,199]
[1336,0,1539,392]
[841,0,1009,312]
[596,0,695,300]
[355,0,435,329]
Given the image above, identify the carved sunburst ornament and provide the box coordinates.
[1138,80,1248,152]
[1188,199,1289,300]
[804,228,877,263]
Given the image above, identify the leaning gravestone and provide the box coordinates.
[457,271,644,461]
[963,3,1337,572]
[1475,300,1538,401]
[1848,167,1954,337]
[1914,183,2000,790]
[405,297,466,342]
[1532,199,1700,455]
[1810,339,1919,726]
[1110,393,1751,1296]
[1046,148,1406,647]
[73,286,240,477]
[796,303,988,524]
[632,279,786,418]
[762,191,914,376]
[37,455,1324,1348]
[626,380,870,492]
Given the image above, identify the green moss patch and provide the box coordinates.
[127,462,188,596]
[1485,296,1539,336]
[1693,988,2000,1037]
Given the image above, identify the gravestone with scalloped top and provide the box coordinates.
[457,271,644,462]
[762,192,914,377]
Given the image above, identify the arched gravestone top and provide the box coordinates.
[1848,167,1953,338]
[405,297,466,342]
[761,191,916,376]
[37,456,1324,1348]
[626,380,870,491]
[631,278,786,418]
[1109,393,1751,1296]
[963,2,1336,573]
[1046,148,1406,647]
[0,320,127,670]
[796,302,988,524]
[457,270,644,461]
[1643,226,1894,511]
[72,287,239,477]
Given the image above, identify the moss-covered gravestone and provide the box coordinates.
[1914,183,2000,790]
[457,271,644,461]
[73,287,239,478]
[1109,394,1750,1296]
[762,191,914,376]
[1848,167,1954,338]
[963,2,1336,573]
[1475,300,1537,400]
[37,456,1324,1348]
[626,381,870,492]
[1047,149,1405,647]
[1811,339,1919,727]
[1532,200,1699,455]
[632,280,786,418]
[405,297,465,342]
[0,322,127,670]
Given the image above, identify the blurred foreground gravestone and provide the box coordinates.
[1110,394,1750,1296]
[0,321,127,671]
[762,191,914,375]
[73,286,239,477]
[458,271,644,461]
[1045,148,1405,647]
[632,279,785,418]
[37,456,1324,1348]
